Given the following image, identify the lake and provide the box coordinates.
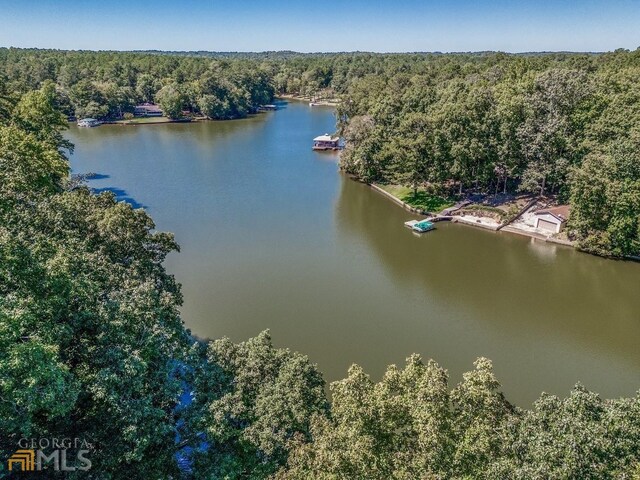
[68,100,640,406]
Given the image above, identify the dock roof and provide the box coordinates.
[313,133,338,142]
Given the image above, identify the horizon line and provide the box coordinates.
[3,45,635,56]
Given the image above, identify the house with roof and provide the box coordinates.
[534,205,570,234]
[134,103,163,117]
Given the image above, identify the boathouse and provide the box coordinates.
[534,205,570,234]
[77,118,100,127]
[313,134,340,151]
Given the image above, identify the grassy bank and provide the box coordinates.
[115,116,174,125]
[378,185,455,213]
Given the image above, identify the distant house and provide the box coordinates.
[534,205,570,234]
[134,103,163,117]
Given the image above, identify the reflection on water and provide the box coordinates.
[68,101,640,406]
[527,238,558,262]
[335,178,640,402]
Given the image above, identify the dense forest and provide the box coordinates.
[334,50,640,258]
[0,48,275,120]
[0,51,639,478]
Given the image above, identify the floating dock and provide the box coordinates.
[405,219,436,233]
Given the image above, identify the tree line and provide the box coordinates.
[334,51,640,258]
[0,78,639,478]
[0,48,275,120]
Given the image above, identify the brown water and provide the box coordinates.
[68,100,640,406]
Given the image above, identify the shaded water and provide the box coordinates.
[68,100,640,406]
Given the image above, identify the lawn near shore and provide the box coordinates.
[378,185,455,213]
[115,116,173,124]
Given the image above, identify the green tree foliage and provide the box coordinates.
[156,84,186,119]
[12,80,73,156]
[197,93,231,119]
[0,87,189,478]
[186,331,328,478]
[277,357,639,480]
[489,386,640,479]
[569,135,640,257]
[0,48,276,120]
[516,69,592,196]
[0,189,189,478]
[0,124,67,200]
[69,79,108,119]
[330,50,640,257]
[0,74,13,121]
[340,115,380,182]
[450,358,513,476]
[135,73,158,103]
[276,356,454,480]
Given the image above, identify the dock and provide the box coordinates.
[404,218,439,233]
[406,216,452,225]
[312,133,341,151]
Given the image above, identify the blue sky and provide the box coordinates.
[0,0,638,52]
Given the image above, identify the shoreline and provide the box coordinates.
[368,183,427,215]
[103,114,265,127]
[370,179,638,261]
[107,118,191,126]
[277,94,341,106]
[74,103,286,128]
[79,96,335,128]
[368,180,578,248]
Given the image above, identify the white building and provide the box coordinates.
[534,205,570,234]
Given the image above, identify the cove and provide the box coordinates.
[68,100,640,406]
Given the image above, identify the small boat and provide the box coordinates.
[412,219,435,233]
[258,104,278,111]
[309,102,320,107]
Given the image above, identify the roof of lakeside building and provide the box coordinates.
[313,134,339,142]
[535,205,571,221]
[135,103,163,112]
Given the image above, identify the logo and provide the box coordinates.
[8,449,35,471]
[6,438,92,472]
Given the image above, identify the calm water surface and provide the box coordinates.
[68,101,640,406]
